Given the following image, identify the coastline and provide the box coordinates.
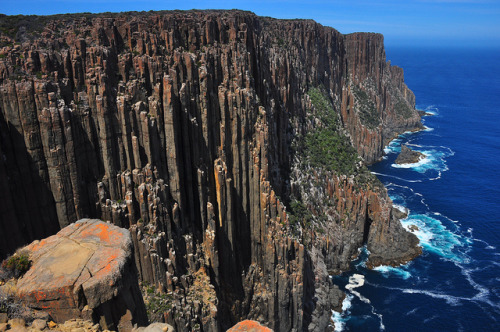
[330,121,427,330]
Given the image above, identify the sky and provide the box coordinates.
[1,0,499,48]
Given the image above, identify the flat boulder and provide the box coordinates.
[15,219,148,331]
[227,320,273,331]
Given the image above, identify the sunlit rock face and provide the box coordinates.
[16,219,148,331]
[0,10,421,331]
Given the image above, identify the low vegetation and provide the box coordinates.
[0,252,31,317]
[0,251,31,280]
[286,86,387,238]
[304,87,359,175]
[394,99,414,119]
[141,282,173,322]
[288,199,314,231]
[352,84,380,128]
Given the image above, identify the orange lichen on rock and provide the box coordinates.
[15,219,135,323]
[30,239,47,252]
[227,320,273,332]
[78,221,123,244]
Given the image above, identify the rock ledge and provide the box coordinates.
[15,219,148,331]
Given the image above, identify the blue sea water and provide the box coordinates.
[331,46,500,331]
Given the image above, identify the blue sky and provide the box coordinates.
[1,0,499,47]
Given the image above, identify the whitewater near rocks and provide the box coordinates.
[332,47,500,331]
[0,10,424,331]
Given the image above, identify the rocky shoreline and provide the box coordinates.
[417,110,434,117]
[0,10,422,331]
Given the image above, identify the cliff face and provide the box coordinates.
[0,11,421,331]
[342,33,422,163]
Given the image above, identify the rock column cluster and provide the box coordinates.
[0,11,422,331]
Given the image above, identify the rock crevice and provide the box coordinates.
[0,10,422,331]
[12,219,148,331]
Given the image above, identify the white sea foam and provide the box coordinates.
[402,288,462,306]
[429,171,442,181]
[382,139,454,181]
[473,237,497,249]
[331,294,353,332]
[406,307,419,316]
[346,274,365,291]
[369,103,500,324]
[371,171,423,183]
[392,204,408,214]
[387,184,430,210]
[383,136,404,155]
[423,315,439,324]
[369,279,500,312]
[374,265,412,280]
[457,262,500,309]
[343,274,386,330]
[387,182,414,191]
[433,211,460,224]
[391,202,500,312]
[342,294,353,311]
[378,262,500,311]
[331,310,345,332]
[421,105,439,115]
[401,213,467,263]
[391,154,431,169]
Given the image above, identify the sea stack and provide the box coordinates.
[395,144,426,164]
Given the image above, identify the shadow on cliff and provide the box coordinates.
[0,110,60,259]
[211,190,251,329]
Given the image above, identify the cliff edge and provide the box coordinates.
[0,10,421,331]
[10,219,147,330]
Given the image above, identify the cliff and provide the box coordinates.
[0,10,421,331]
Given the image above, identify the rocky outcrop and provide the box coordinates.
[395,144,425,165]
[15,219,148,331]
[228,320,273,332]
[0,317,174,332]
[0,317,102,332]
[342,33,423,164]
[417,110,432,117]
[0,10,422,331]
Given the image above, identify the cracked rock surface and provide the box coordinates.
[15,219,148,331]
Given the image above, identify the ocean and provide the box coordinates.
[331,46,500,331]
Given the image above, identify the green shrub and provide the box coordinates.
[141,282,174,322]
[0,252,31,280]
[288,199,313,231]
[304,87,359,175]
